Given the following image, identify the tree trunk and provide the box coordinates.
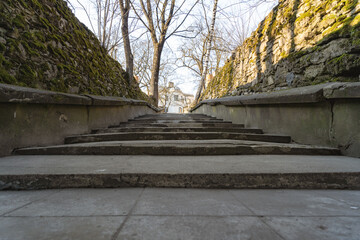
[120,0,134,83]
[195,0,218,102]
[149,43,164,106]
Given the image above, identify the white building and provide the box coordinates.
[159,82,194,113]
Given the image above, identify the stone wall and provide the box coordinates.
[202,0,360,99]
[0,0,147,100]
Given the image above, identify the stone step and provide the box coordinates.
[127,119,229,123]
[64,132,292,144]
[117,122,245,128]
[133,116,219,120]
[133,117,219,121]
[134,114,216,119]
[1,155,359,190]
[92,127,264,134]
[14,140,340,156]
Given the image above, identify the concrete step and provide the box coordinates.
[92,127,264,134]
[133,117,219,121]
[127,119,230,123]
[14,140,340,156]
[0,155,359,190]
[117,122,245,128]
[134,114,218,120]
[133,115,219,120]
[64,132,291,144]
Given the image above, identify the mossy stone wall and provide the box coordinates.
[202,0,360,100]
[0,0,148,100]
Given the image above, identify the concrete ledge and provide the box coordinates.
[323,82,360,99]
[192,83,360,157]
[0,83,159,110]
[84,94,132,106]
[0,84,158,156]
[192,82,360,110]
[83,94,159,112]
[0,83,92,105]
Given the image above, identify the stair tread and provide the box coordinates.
[1,155,358,174]
[118,123,245,127]
[95,127,259,134]
[15,139,340,156]
[19,139,333,147]
[65,132,291,144]
[0,155,358,189]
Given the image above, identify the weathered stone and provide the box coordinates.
[0,168,359,190]
[323,82,360,99]
[304,64,324,79]
[64,132,291,144]
[0,0,148,101]
[0,36,5,44]
[202,0,360,99]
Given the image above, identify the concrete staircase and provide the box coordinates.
[1,114,359,190]
[14,114,339,156]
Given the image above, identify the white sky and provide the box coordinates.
[67,0,277,95]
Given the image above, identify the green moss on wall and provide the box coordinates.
[0,0,148,101]
[201,61,234,101]
[202,0,360,100]
[12,15,26,29]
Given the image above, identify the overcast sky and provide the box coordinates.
[68,0,278,95]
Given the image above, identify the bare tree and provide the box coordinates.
[132,37,153,94]
[177,26,230,80]
[131,0,199,106]
[195,0,218,102]
[132,36,176,98]
[217,0,277,49]
[73,0,122,56]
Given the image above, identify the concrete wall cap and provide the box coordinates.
[323,82,360,99]
[192,82,360,111]
[83,94,133,106]
[0,84,159,110]
[0,83,91,105]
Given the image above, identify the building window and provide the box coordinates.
[174,95,178,101]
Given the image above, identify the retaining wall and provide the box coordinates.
[192,82,360,157]
[0,83,158,156]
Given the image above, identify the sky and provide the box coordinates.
[67,0,278,95]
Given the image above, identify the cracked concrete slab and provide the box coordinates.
[0,188,359,240]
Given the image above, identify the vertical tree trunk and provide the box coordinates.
[195,0,218,102]
[120,0,134,83]
[149,43,164,106]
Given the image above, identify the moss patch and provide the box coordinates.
[202,0,360,100]
[0,0,149,102]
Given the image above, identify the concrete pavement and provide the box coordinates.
[0,188,359,239]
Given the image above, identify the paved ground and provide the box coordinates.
[0,188,359,240]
